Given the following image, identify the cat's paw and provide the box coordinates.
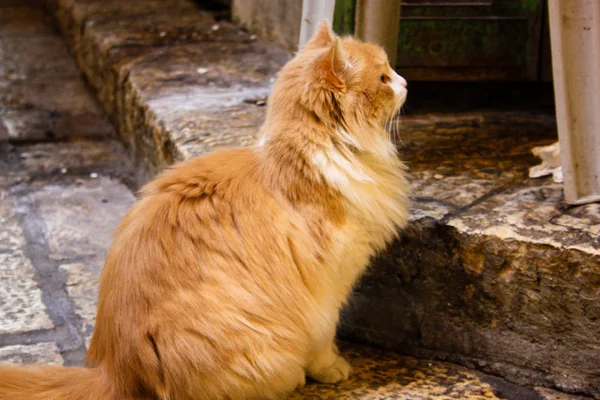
[309,356,352,384]
[296,373,307,388]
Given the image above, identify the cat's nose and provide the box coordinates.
[398,75,407,88]
[391,70,407,89]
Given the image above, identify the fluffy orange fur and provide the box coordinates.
[0,21,409,400]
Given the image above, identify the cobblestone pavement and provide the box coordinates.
[0,140,136,365]
[0,0,593,399]
[0,0,137,367]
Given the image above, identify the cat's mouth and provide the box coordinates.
[389,71,408,114]
[388,89,407,120]
[395,89,407,111]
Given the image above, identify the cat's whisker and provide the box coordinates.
[392,110,405,148]
[384,113,392,142]
[388,114,394,143]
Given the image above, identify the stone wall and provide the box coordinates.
[341,219,600,396]
[231,0,302,51]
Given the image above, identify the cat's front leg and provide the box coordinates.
[306,342,352,384]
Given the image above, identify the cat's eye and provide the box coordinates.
[380,74,390,83]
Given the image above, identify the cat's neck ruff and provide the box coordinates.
[310,126,398,190]
[257,117,409,236]
[308,124,409,234]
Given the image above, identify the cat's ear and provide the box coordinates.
[316,37,349,89]
[329,37,348,77]
[305,19,335,49]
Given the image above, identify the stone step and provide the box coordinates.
[45,0,290,184]
[43,0,600,397]
[341,112,600,397]
[0,1,114,141]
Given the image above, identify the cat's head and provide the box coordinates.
[267,20,407,150]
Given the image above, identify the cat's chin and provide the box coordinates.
[396,89,407,109]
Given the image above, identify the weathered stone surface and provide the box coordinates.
[294,343,587,400]
[0,342,63,365]
[47,0,289,180]
[536,387,590,400]
[0,197,53,334]
[342,226,600,395]
[0,6,55,36]
[33,178,135,344]
[0,35,80,81]
[0,79,114,141]
[0,138,136,362]
[1,79,97,115]
[16,140,135,180]
[145,86,272,162]
[36,177,135,262]
[448,185,600,255]
[0,135,138,362]
[0,0,137,350]
[7,147,136,344]
[59,263,99,347]
[232,0,302,51]
[0,1,114,142]
[0,0,133,367]
[0,250,54,334]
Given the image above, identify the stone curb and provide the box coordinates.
[44,0,600,396]
[45,0,290,184]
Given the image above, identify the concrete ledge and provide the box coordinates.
[45,0,289,183]
[45,0,599,397]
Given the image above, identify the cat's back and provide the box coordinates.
[144,146,264,200]
[88,147,322,399]
[105,147,267,257]
[96,146,275,306]
[106,146,285,269]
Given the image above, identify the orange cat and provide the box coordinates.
[0,21,409,400]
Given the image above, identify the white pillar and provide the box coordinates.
[355,0,402,66]
[548,0,600,205]
[298,0,336,48]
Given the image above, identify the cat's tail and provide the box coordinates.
[0,364,122,400]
